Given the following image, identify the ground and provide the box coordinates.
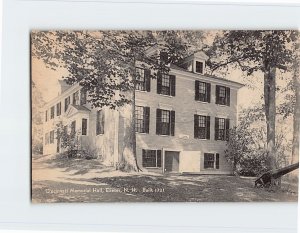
[31,155,298,203]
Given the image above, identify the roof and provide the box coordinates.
[170,64,244,88]
[69,104,91,112]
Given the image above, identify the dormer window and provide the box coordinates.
[195,61,204,74]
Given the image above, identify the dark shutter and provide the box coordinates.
[156,109,162,135]
[142,149,146,167]
[194,114,199,138]
[144,107,150,134]
[101,110,105,134]
[226,87,231,106]
[216,153,220,169]
[157,72,162,94]
[82,118,87,135]
[215,85,220,104]
[206,116,210,140]
[157,150,162,167]
[170,110,175,136]
[225,119,230,141]
[195,80,200,100]
[170,75,176,96]
[207,83,211,103]
[145,69,151,92]
[215,117,219,140]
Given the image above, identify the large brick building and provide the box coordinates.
[43,49,243,174]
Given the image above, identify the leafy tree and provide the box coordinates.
[32,82,45,154]
[31,30,203,171]
[208,30,297,171]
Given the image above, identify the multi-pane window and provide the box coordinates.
[156,109,175,136]
[50,106,55,119]
[195,61,204,74]
[73,91,79,105]
[96,110,105,135]
[142,150,162,168]
[157,74,176,96]
[194,115,210,139]
[161,74,170,95]
[195,81,211,102]
[56,102,61,116]
[82,118,87,135]
[135,68,150,92]
[215,117,230,141]
[65,96,70,112]
[135,106,150,133]
[49,130,54,144]
[216,85,230,106]
[204,153,220,169]
[80,90,87,105]
[204,153,215,169]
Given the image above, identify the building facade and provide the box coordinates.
[42,51,243,174]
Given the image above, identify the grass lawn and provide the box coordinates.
[32,156,298,203]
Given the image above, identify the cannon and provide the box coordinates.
[255,162,299,188]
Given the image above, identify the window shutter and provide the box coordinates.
[157,72,162,94]
[145,69,151,92]
[195,80,200,100]
[156,109,162,135]
[206,116,210,140]
[157,150,162,167]
[215,85,220,104]
[194,114,199,138]
[142,149,146,167]
[170,75,176,96]
[215,117,219,140]
[144,107,150,134]
[226,87,231,106]
[216,153,220,169]
[207,83,211,103]
[170,110,175,136]
[225,119,230,141]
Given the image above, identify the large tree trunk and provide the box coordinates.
[292,68,300,164]
[264,66,277,171]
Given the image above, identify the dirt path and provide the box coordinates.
[31,156,298,203]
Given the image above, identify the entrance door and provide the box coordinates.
[164,151,180,172]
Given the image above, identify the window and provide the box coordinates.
[142,150,162,168]
[65,96,70,112]
[157,73,176,96]
[71,121,76,135]
[49,130,54,144]
[56,102,61,116]
[82,118,88,135]
[195,81,211,102]
[195,61,204,74]
[156,109,175,136]
[135,106,150,133]
[216,85,230,106]
[204,153,219,169]
[194,115,210,139]
[50,106,55,119]
[215,117,230,141]
[80,90,87,105]
[73,91,79,105]
[135,68,150,92]
[45,110,48,122]
[96,110,105,135]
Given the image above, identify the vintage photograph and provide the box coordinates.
[31,30,299,203]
